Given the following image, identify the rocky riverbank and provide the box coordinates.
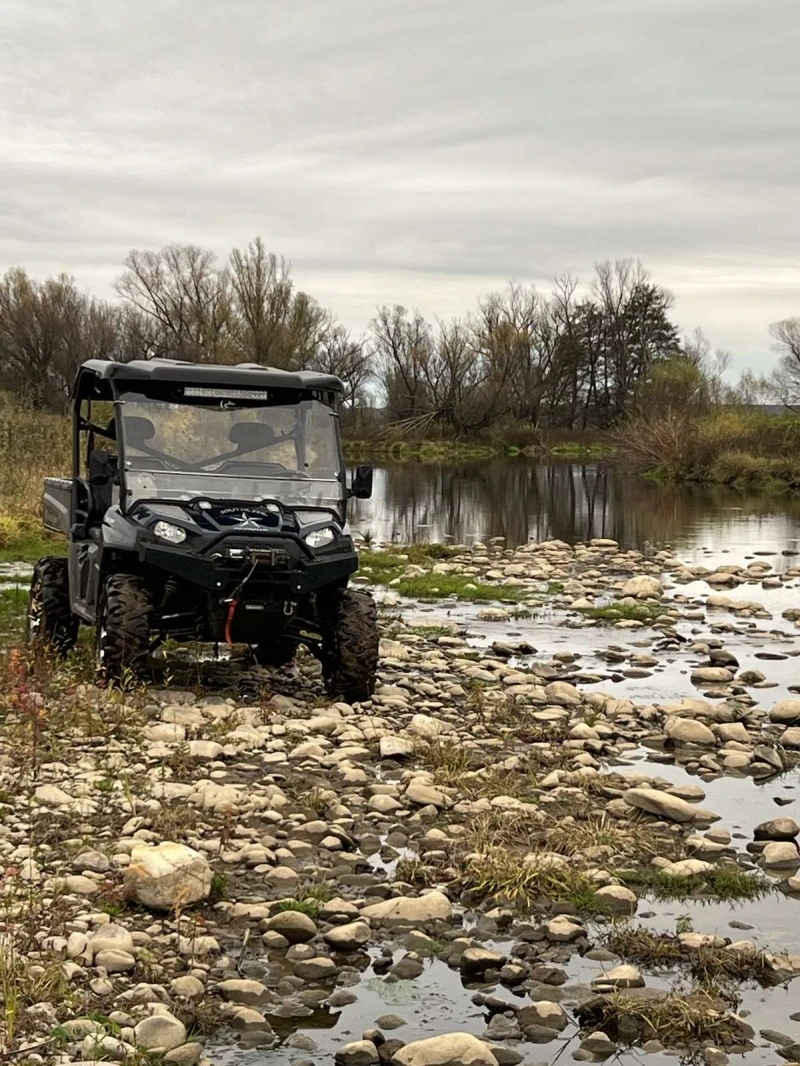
[2,538,800,1066]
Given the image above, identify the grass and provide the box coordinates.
[581,602,669,624]
[274,898,321,918]
[456,808,678,913]
[460,844,601,908]
[0,587,28,639]
[576,989,754,1049]
[393,573,526,602]
[359,546,525,602]
[549,441,618,459]
[403,624,461,638]
[415,739,477,783]
[605,925,779,987]
[615,865,773,903]
[1,945,75,1048]
[274,881,334,918]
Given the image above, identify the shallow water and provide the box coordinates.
[349,459,800,555]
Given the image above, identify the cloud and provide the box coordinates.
[1,0,798,372]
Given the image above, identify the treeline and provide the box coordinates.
[0,237,795,429]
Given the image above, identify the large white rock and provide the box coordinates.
[33,784,75,807]
[391,1033,498,1066]
[124,842,213,911]
[759,841,800,869]
[593,884,638,915]
[405,780,449,809]
[769,700,800,725]
[408,714,452,739]
[621,576,663,599]
[380,736,414,759]
[690,666,734,684]
[623,787,719,824]
[360,891,452,925]
[664,717,716,746]
[660,859,713,878]
[88,923,135,962]
[133,1013,187,1051]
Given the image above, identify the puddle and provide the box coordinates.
[625,750,800,838]
[207,954,487,1066]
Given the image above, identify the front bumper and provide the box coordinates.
[139,536,358,596]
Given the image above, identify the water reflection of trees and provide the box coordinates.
[350,461,800,551]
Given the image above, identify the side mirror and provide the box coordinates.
[350,465,373,500]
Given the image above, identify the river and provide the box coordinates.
[349,459,800,558]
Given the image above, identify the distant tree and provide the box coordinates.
[310,326,372,408]
[727,368,776,406]
[228,238,330,368]
[591,260,682,425]
[115,244,234,362]
[0,268,119,411]
[770,318,800,409]
[370,306,434,423]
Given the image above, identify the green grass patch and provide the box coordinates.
[404,624,461,638]
[360,546,524,602]
[615,865,773,903]
[274,898,320,918]
[582,602,667,624]
[394,573,525,602]
[0,523,62,564]
[549,441,618,459]
[0,585,28,638]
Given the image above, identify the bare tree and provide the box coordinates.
[0,268,120,411]
[310,326,372,408]
[770,318,800,409]
[370,306,434,423]
[116,244,233,362]
[228,238,330,368]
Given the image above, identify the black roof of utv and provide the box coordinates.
[75,359,345,397]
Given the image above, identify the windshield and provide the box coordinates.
[118,394,343,512]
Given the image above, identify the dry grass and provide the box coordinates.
[414,739,477,784]
[459,844,600,910]
[576,989,754,1050]
[605,925,779,987]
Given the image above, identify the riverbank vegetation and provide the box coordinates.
[1,236,799,566]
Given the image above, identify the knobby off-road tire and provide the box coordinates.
[27,557,78,655]
[253,638,297,668]
[96,574,152,680]
[324,589,379,704]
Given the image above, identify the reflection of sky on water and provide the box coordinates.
[349,461,800,558]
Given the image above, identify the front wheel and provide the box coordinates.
[27,557,78,655]
[323,589,379,704]
[96,574,152,680]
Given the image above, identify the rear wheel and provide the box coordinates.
[323,589,379,704]
[96,574,152,679]
[27,557,78,654]
[253,638,297,668]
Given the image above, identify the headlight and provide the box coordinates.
[305,527,335,548]
[153,521,187,544]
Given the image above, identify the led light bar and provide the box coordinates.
[184,387,271,400]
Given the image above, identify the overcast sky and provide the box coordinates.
[1,0,798,373]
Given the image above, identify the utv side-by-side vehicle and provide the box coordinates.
[27,358,379,702]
